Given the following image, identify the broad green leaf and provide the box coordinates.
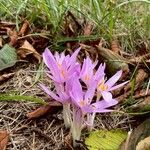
[0,94,47,105]
[0,44,17,71]
[85,129,127,150]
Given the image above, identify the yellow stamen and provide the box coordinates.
[98,79,108,91]
[84,74,90,81]
[79,100,86,107]
[61,69,65,77]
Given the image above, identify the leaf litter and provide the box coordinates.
[0,11,150,149]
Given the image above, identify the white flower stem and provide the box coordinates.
[87,92,101,131]
[71,106,83,147]
[63,103,72,128]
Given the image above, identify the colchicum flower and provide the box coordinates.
[69,78,117,145]
[40,47,81,128]
[42,47,80,83]
[40,47,128,147]
[97,70,129,103]
[80,56,105,87]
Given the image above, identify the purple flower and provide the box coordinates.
[80,56,106,86]
[97,70,129,103]
[39,83,69,104]
[43,47,80,83]
[69,78,117,114]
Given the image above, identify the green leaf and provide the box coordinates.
[0,44,17,71]
[0,94,47,105]
[85,129,127,150]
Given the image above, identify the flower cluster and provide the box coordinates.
[40,47,128,146]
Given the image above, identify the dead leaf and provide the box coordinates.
[129,53,150,64]
[26,101,62,119]
[110,39,120,54]
[136,136,150,150]
[133,89,150,99]
[83,23,93,36]
[131,96,150,111]
[124,69,148,92]
[0,130,9,150]
[96,46,130,75]
[121,118,150,150]
[18,20,29,36]
[0,21,16,27]
[0,73,14,83]
[18,40,41,63]
[116,90,131,103]
[7,29,18,46]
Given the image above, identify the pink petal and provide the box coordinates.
[109,80,129,91]
[101,91,113,103]
[39,84,62,103]
[43,48,61,81]
[69,78,83,107]
[68,47,80,66]
[86,99,118,113]
[94,63,106,81]
[105,70,122,88]
[84,81,97,104]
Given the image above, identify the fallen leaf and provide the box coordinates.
[131,96,150,112]
[121,117,150,150]
[124,69,148,92]
[136,136,150,150]
[18,20,29,36]
[111,39,120,54]
[96,46,130,75]
[0,21,16,27]
[7,29,18,46]
[116,90,131,103]
[85,129,127,150]
[129,53,150,64]
[0,130,9,150]
[26,101,62,119]
[83,22,93,36]
[18,40,41,63]
[0,44,17,71]
[133,89,150,99]
[0,73,14,82]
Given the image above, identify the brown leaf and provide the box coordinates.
[122,118,150,150]
[83,23,93,36]
[18,40,41,63]
[7,29,18,46]
[0,21,16,27]
[133,89,150,99]
[116,90,131,103]
[110,39,120,54]
[26,102,62,119]
[0,130,9,150]
[124,69,148,92]
[131,96,150,111]
[18,20,29,36]
[129,53,150,64]
[0,73,14,82]
[96,46,130,75]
